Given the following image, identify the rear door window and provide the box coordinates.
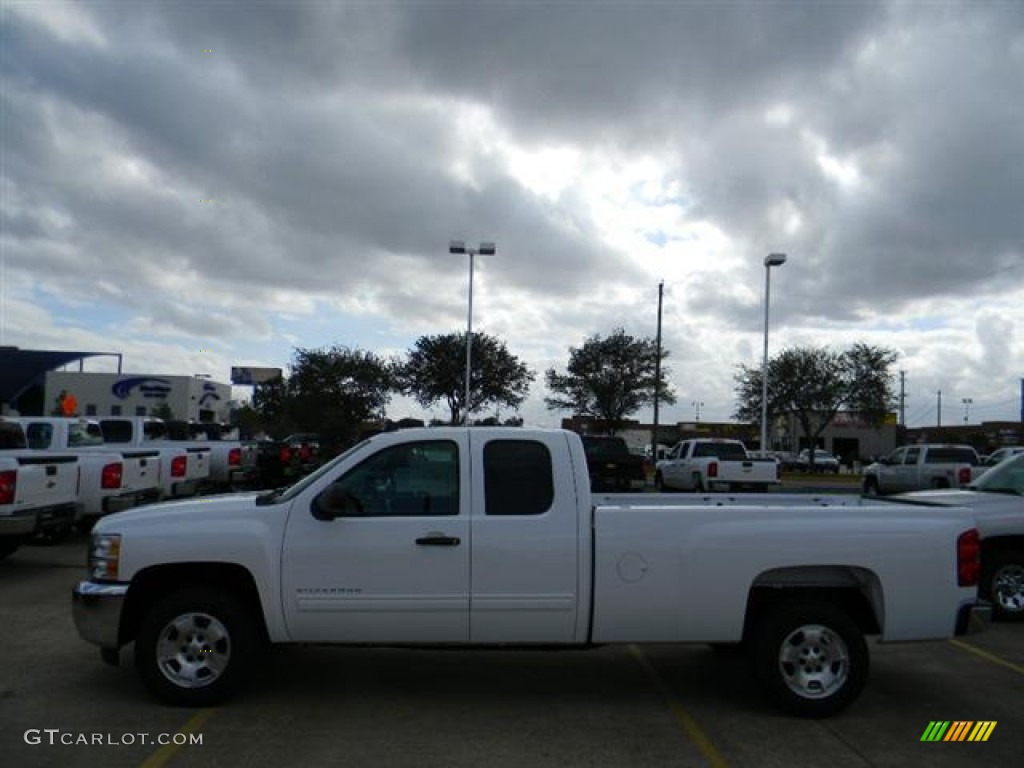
[484,440,554,516]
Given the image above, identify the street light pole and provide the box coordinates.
[449,240,496,425]
[761,253,787,454]
[651,281,664,460]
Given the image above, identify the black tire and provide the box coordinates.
[29,524,73,546]
[0,536,23,560]
[693,474,706,493]
[986,551,1024,622]
[862,478,880,497]
[752,601,868,718]
[654,472,666,492]
[135,587,257,707]
[75,516,98,534]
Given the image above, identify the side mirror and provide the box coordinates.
[312,484,351,521]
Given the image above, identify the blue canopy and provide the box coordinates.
[0,347,110,404]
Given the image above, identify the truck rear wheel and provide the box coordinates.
[693,474,706,493]
[135,587,257,706]
[0,536,22,560]
[987,552,1024,622]
[752,601,868,717]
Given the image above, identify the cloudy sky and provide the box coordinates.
[3,0,1022,428]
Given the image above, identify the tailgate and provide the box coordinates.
[238,442,258,469]
[11,455,78,508]
[186,447,211,481]
[118,450,161,493]
[722,460,777,482]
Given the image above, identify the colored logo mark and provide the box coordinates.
[111,377,172,400]
[921,721,996,742]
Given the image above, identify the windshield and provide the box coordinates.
[582,437,629,459]
[971,453,1024,494]
[694,442,748,460]
[261,439,369,504]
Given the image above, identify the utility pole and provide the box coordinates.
[651,281,664,460]
[937,389,942,427]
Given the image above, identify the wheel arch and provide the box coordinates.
[120,562,269,647]
[743,565,884,640]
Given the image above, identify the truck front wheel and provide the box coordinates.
[752,601,868,718]
[862,477,880,496]
[987,552,1024,621]
[135,587,257,706]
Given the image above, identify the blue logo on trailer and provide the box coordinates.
[111,377,173,400]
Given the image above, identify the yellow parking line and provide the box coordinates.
[949,639,1024,676]
[139,708,217,768]
[628,645,729,768]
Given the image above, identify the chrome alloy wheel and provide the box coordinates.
[155,612,231,689]
[777,623,850,700]
[993,563,1024,615]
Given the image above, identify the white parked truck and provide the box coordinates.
[162,421,258,491]
[98,417,210,499]
[655,437,780,492]
[0,420,79,557]
[72,428,986,717]
[896,451,1024,621]
[10,417,161,530]
[862,444,984,496]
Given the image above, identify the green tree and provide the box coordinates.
[252,346,399,442]
[733,343,898,463]
[545,328,676,435]
[401,332,535,425]
[251,376,295,437]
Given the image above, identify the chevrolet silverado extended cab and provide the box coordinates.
[0,421,79,556]
[897,451,1024,621]
[10,417,161,530]
[863,444,984,495]
[72,428,985,717]
[655,437,780,492]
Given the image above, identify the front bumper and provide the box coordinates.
[955,600,992,636]
[72,581,129,649]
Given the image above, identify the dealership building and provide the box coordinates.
[44,372,232,423]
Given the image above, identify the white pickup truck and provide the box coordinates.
[655,437,780,492]
[0,421,79,557]
[72,428,986,717]
[163,420,258,491]
[896,451,1024,621]
[11,417,161,530]
[863,444,985,495]
[99,417,210,499]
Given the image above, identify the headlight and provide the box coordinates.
[89,533,122,581]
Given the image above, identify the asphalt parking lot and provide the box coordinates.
[2,531,1022,768]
